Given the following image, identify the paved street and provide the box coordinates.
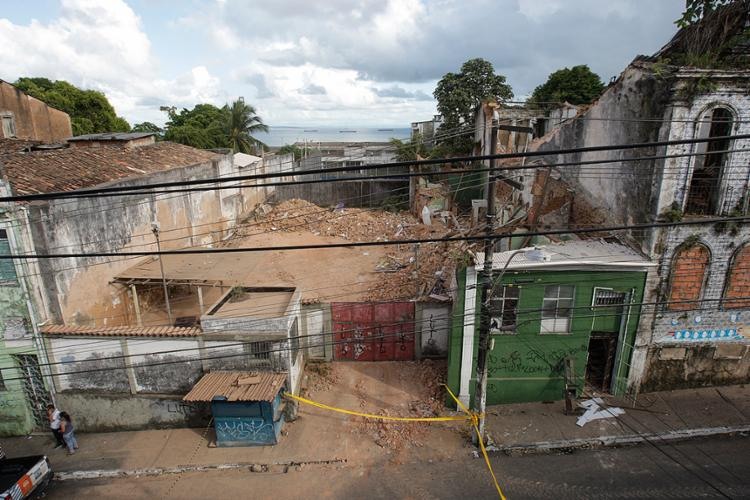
[45,434,750,499]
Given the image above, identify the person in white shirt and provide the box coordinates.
[46,404,65,449]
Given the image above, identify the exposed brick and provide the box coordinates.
[668,244,709,311]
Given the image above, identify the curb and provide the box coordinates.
[53,458,347,481]
[487,424,750,455]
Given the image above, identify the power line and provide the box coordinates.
[4,215,750,260]
[3,133,749,203]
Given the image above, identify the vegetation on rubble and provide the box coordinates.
[529,65,605,108]
[14,77,131,135]
[667,0,749,70]
[433,58,513,156]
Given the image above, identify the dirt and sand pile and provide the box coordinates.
[354,360,448,452]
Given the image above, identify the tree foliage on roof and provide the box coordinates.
[661,0,750,68]
[529,65,605,108]
[433,58,513,155]
[14,77,131,136]
[161,99,268,153]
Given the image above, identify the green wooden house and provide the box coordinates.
[447,240,654,406]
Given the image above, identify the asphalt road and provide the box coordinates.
[45,435,750,499]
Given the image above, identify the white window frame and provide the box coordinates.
[0,228,18,285]
[489,285,520,334]
[541,285,574,334]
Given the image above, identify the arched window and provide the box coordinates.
[668,243,710,311]
[685,107,734,215]
[723,244,750,309]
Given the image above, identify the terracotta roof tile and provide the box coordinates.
[40,324,201,337]
[0,140,221,196]
[183,371,287,402]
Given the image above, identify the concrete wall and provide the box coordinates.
[273,179,409,208]
[528,63,674,250]
[55,392,210,432]
[27,153,273,326]
[416,303,451,358]
[0,81,72,142]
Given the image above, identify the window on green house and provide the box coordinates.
[541,285,574,333]
[0,229,18,284]
[490,285,519,332]
[0,369,6,390]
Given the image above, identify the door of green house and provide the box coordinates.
[586,289,630,393]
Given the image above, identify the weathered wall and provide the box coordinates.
[272,179,409,208]
[416,303,451,358]
[54,392,210,432]
[28,153,273,326]
[641,343,749,392]
[0,81,72,142]
[531,63,673,250]
[631,74,750,392]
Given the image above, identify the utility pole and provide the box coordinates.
[473,124,498,445]
[152,221,173,325]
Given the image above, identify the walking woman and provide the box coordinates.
[59,412,78,455]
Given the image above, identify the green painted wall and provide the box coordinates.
[447,267,646,405]
[0,288,37,436]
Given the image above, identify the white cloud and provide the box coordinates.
[0,0,221,125]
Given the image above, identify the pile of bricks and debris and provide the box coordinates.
[245,199,471,302]
[355,361,448,453]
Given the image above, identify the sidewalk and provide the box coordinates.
[484,384,750,453]
[1,365,748,479]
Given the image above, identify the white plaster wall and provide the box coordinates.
[49,338,124,391]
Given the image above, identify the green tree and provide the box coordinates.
[278,144,303,161]
[224,98,269,154]
[161,104,228,150]
[160,99,268,153]
[529,65,605,108]
[14,77,130,135]
[433,58,513,155]
[131,121,164,135]
[389,134,427,162]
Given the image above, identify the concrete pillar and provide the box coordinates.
[197,286,205,316]
[130,285,142,327]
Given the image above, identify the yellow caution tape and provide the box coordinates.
[283,391,472,422]
[284,387,507,499]
[443,384,507,500]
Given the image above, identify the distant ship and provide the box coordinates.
[303,129,318,132]
[339,130,357,133]
[377,128,394,132]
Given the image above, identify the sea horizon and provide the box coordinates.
[256,125,411,148]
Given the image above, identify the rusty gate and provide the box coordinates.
[331,302,415,361]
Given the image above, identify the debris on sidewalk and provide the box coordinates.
[576,398,625,427]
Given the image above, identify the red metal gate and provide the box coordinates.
[332,302,415,361]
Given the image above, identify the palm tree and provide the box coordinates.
[224,98,269,154]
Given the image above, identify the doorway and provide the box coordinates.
[586,333,618,391]
[586,288,628,393]
[12,354,51,430]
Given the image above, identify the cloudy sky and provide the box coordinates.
[0,0,685,127]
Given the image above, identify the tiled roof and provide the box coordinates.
[67,132,155,141]
[41,324,201,337]
[0,140,221,196]
[183,371,287,402]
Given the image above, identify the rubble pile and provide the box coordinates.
[366,242,459,302]
[303,362,340,396]
[355,361,447,452]
[247,199,423,242]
